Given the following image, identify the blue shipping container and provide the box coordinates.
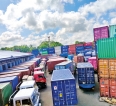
[61,48,68,53]
[55,61,74,73]
[32,49,39,57]
[60,53,68,58]
[61,45,69,49]
[0,76,19,91]
[77,62,95,89]
[76,46,84,50]
[67,55,74,61]
[51,69,78,106]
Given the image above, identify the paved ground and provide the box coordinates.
[40,72,110,106]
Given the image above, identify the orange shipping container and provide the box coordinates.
[109,59,116,78]
[98,59,109,78]
[100,78,110,97]
[110,79,116,98]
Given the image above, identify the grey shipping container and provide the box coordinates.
[51,69,78,106]
[0,82,13,106]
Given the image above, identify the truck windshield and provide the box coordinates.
[31,94,38,105]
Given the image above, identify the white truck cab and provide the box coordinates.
[19,80,39,92]
[13,88,41,106]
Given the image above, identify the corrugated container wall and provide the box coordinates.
[93,26,109,41]
[55,46,61,55]
[48,47,55,54]
[109,25,116,38]
[0,82,13,106]
[51,69,78,106]
[77,62,95,89]
[97,37,116,58]
[0,76,19,92]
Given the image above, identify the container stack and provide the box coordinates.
[73,54,84,63]
[60,45,69,58]
[93,26,109,55]
[55,46,61,55]
[97,37,116,98]
[83,42,93,62]
[68,44,76,54]
[75,44,84,55]
[51,69,78,106]
[39,48,48,55]
[48,47,55,54]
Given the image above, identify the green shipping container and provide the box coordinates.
[0,82,13,106]
[41,51,48,55]
[97,37,116,58]
[109,25,116,37]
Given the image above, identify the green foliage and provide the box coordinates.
[75,41,85,44]
[37,41,62,49]
[0,41,63,52]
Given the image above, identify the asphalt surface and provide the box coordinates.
[40,72,110,106]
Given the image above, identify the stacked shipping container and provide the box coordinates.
[97,30,116,98]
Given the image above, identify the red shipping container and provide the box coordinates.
[47,58,66,73]
[73,55,84,63]
[109,79,116,98]
[100,78,110,97]
[76,44,83,47]
[0,72,22,81]
[68,50,76,54]
[93,26,109,41]
[34,66,43,71]
[88,57,98,70]
[84,42,93,46]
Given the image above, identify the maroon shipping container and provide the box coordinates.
[47,58,66,73]
[84,42,93,46]
[0,72,22,81]
[100,78,110,97]
[93,26,109,41]
[73,55,84,63]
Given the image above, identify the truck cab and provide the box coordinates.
[19,80,39,92]
[33,71,46,89]
[13,88,41,106]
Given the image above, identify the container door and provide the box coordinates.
[86,68,95,84]
[52,81,65,106]
[78,68,86,84]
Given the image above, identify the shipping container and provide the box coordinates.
[31,49,39,57]
[97,37,116,58]
[88,57,98,71]
[47,58,66,73]
[0,82,13,106]
[73,55,84,63]
[55,46,61,55]
[109,59,116,78]
[100,78,110,97]
[84,56,91,62]
[61,45,69,49]
[84,42,93,46]
[77,62,95,89]
[76,44,83,47]
[51,69,78,106]
[0,76,19,92]
[0,72,22,81]
[109,25,116,38]
[109,79,116,98]
[60,53,68,58]
[67,54,74,61]
[93,26,109,41]
[98,59,109,78]
[55,61,74,74]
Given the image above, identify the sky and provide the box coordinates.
[0,0,116,48]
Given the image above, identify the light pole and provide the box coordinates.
[48,36,50,47]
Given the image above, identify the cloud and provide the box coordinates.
[0,0,116,48]
[78,0,83,2]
